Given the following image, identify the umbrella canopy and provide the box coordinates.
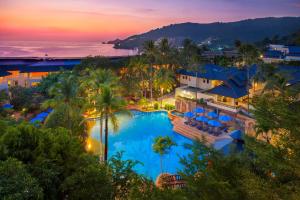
[30,117,44,124]
[207,111,218,118]
[196,116,209,122]
[45,108,53,113]
[208,120,222,127]
[193,107,205,114]
[2,104,13,109]
[184,112,195,118]
[230,130,243,140]
[36,112,49,118]
[219,115,232,122]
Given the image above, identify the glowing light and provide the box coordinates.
[87,142,92,150]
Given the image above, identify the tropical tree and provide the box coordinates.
[154,67,175,106]
[43,73,84,136]
[122,56,149,98]
[97,85,130,161]
[153,136,176,174]
[36,72,61,97]
[157,38,179,71]
[143,40,158,100]
[0,158,43,200]
[179,38,203,70]
[0,121,114,199]
[238,43,260,67]
[80,68,119,160]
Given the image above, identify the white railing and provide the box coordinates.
[207,101,239,113]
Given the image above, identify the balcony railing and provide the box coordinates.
[207,101,240,113]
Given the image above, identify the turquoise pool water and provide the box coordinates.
[90,110,193,180]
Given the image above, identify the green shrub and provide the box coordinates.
[154,102,159,110]
[129,100,135,105]
[198,98,205,105]
[164,104,175,111]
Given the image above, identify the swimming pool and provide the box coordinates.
[89,110,192,180]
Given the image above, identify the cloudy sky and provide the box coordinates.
[1,0,300,41]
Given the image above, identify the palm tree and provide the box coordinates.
[125,56,149,98]
[43,73,82,131]
[238,44,260,111]
[154,68,175,106]
[153,136,176,174]
[80,69,119,160]
[143,40,158,100]
[97,85,130,161]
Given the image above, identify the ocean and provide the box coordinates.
[0,41,138,57]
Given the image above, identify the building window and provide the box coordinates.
[188,77,191,81]
[207,80,209,83]
[203,79,205,83]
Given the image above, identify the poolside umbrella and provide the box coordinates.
[208,120,222,127]
[207,111,218,118]
[30,116,44,124]
[184,112,195,118]
[230,130,243,140]
[196,116,209,122]
[36,112,49,118]
[2,104,13,109]
[219,115,232,122]
[193,107,205,114]
[45,108,53,113]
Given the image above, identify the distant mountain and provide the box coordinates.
[113,17,300,49]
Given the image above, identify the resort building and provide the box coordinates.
[175,64,300,114]
[175,64,259,113]
[0,58,81,90]
[263,44,300,63]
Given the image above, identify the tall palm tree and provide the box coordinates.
[154,67,175,105]
[97,85,130,161]
[80,69,119,160]
[125,56,149,98]
[238,44,260,111]
[153,136,176,174]
[143,40,158,100]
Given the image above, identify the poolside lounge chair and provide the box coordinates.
[190,121,198,127]
[208,127,214,134]
[197,125,203,131]
[202,123,209,132]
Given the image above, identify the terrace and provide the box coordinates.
[170,107,244,150]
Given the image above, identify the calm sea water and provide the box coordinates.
[0,41,138,57]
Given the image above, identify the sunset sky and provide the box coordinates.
[1,0,300,42]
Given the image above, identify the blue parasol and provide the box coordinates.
[219,115,232,122]
[193,107,205,114]
[2,104,13,109]
[230,130,243,140]
[36,112,49,118]
[184,112,195,118]
[207,111,218,118]
[196,116,209,122]
[45,108,53,113]
[208,120,222,127]
[30,116,44,124]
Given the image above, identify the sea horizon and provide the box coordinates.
[0,40,138,58]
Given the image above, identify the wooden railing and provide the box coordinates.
[162,174,185,189]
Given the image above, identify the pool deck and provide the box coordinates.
[171,118,232,146]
